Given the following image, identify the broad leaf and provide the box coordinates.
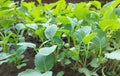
[35,55,54,72]
[38,45,57,56]
[15,23,26,31]
[42,71,53,76]
[26,24,38,30]
[45,25,58,39]
[90,58,99,68]
[74,26,91,42]
[73,3,89,19]
[57,71,64,76]
[0,53,11,60]
[18,69,52,76]
[17,42,36,48]
[18,69,42,76]
[83,33,96,44]
[91,30,107,49]
[105,49,120,60]
[57,16,70,24]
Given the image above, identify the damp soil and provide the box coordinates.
[0,50,83,76]
[0,35,84,76]
[0,49,35,76]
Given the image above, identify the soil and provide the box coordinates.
[0,49,35,76]
[0,35,84,76]
[0,49,84,76]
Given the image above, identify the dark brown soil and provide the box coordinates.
[0,50,84,76]
[0,49,35,76]
[52,63,84,76]
[0,35,84,76]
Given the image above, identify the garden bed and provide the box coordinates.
[0,0,120,76]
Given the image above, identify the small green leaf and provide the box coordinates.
[26,24,38,30]
[35,27,45,41]
[53,36,64,46]
[0,53,11,60]
[42,71,53,76]
[57,71,64,76]
[90,58,99,68]
[19,6,29,16]
[74,26,91,42]
[17,63,27,69]
[57,16,70,24]
[17,42,36,48]
[15,23,26,31]
[64,59,71,65]
[78,68,98,76]
[78,68,91,76]
[18,69,42,76]
[45,25,58,40]
[38,45,57,56]
[90,1,101,9]
[105,49,120,60]
[16,46,27,54]
[83,33,96,44]
[0,60,8,65]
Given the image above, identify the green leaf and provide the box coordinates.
[15,23,26,31]
[35,27,45,41]
[78,68,98,76]
[26,24,38,30]
[18,69,52,76]
[74,26,91,42]
[42,71,53,76]
[45,25,58,40]
[53,36,64,46]
[35,45,57,72]
[16,46,27,55]
[83,33,96,44]
[57,71,64,76]
[73,3,89,19]
[1,19,15,27]
[90,58,99,68]
[21,2,35,12]
[91,30,107,49]
[79,68,91,76]
[89,1,101,9]
[18,69,42,76]
[35,55,54,72]
[19,6,29,16]
[105,49,120,60]
[38,45,57,56]
[0,53,11,60]
[17,63,27,69]
[52,0,66,15]
[114,6,120,16]
[0,60,8,65]
[17,42,36,48]
[57,16,70,24]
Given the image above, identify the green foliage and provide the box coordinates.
[35,45,57,72]
[0,0,120,76]
[18,69,52,76]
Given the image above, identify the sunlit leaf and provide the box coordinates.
[105,49,120,60]
[45,25,58,40]
[38,45,57,56]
